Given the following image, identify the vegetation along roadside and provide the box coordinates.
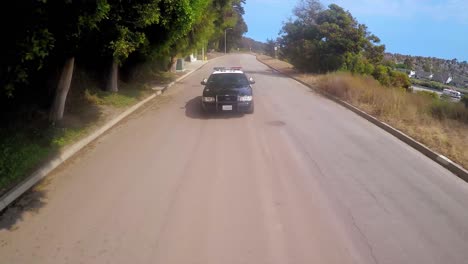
[0,0,248,195]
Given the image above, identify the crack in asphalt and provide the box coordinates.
[348,212,379,264]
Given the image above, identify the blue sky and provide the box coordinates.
[244,0,468,61]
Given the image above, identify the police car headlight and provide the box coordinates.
[238,95,253,102]
[202,96,215,102]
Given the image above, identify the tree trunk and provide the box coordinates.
[107,59,118,92]
[49,56,75,123]
[168,56,177,72]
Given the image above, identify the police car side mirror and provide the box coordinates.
[201,79,207,85]
[249,77,255,84]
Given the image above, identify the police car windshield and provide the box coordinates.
[207,73,249,89]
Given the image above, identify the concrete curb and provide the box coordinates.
[256,56,468,183]
[0,60,209,212]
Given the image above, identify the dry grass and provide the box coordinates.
[257,55,468,169]
[317,73,468,169]
[257,55,298,75]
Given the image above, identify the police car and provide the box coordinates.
[200,67,255,113]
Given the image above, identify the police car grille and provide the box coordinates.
[217,95,237,102]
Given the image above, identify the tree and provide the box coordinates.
[210,0,247,52]
[423,62,432,72]
[215,0,247,53]
[0,0,249,127]
[0,1,55,98]
[98,0,165,92]
[403,58,414,70]
[239,37,266,53]
[0,1,110,122]
[265,39,277,57]
[278,1,409,88]
[279,18,321,72]
[280,2,385,73]
[315,4,385,72]
[225,13,248,51]
[48,0,110,122]
[293,0,323,25]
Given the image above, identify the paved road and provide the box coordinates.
[411,85,462,102]
[1,54,468,264]
[411,85,443,96]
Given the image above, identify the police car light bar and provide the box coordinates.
[213,67,243,71]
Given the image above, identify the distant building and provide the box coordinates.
[415,70,432,80]
[446,76,453,84]
[433,72,452,84]
[408,71,416,78]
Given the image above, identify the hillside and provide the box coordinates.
[385,53,468,89]
[239,37,266,53]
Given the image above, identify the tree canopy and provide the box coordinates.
[278,0,409,88]
[1,0,247,98]
[0,0,247,122]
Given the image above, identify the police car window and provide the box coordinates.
[208,73,249,88]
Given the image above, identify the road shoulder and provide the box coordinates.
[256,55,468,183]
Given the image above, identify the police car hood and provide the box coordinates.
[203,86,252,96]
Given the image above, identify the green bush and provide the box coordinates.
[342,52,375,76]
[0,127,87,191]
[430,100,468,122]
[369,65,410,89]
[0,133,51,190]
[364,63,375,76]
[373,65,391,86]
[395,63,408,69]
[390,70,411,89]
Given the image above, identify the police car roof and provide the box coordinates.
[212,67,244,74]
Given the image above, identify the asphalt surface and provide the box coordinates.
[411,85,444,96]
[1,54,468,264]
[411,85,461,102]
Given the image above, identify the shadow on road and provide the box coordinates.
[184,96,245,120]
[243,69,288,78]
[0,186,47,231]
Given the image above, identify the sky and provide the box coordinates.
[244,0,468,61]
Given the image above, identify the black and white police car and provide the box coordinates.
[200,67,255,114]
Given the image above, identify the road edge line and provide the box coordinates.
[256,56,468,183]
[0,60,209,212]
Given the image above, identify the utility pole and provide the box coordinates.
[224,28,233,54]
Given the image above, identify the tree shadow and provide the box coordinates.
[0,185,47,231]
[184,96,245,119]
[243,69,288,78]
[0,70,103,223]
[60,99,102,129]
